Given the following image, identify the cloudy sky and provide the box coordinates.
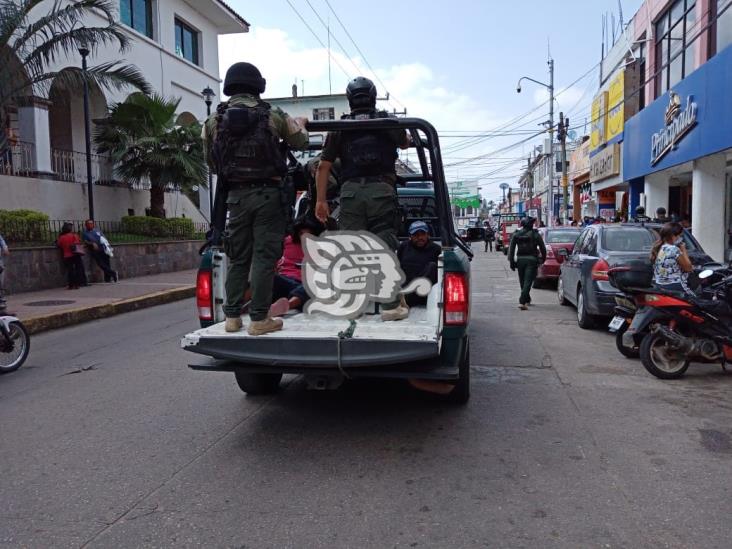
[220,0,642,201]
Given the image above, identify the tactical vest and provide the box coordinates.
[515,229,539,256]
[339,110,398,182]
[212,100,287,183]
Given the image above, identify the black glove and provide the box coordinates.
[510,262,516,271]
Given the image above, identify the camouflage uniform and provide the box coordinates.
[203,93,308,321]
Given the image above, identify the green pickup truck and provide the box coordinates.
[182,118,474,403]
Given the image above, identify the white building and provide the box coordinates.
[1,0,248,222]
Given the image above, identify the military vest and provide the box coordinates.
[339,110,398,182]
[515,229,540,256]
[212,100,287,182]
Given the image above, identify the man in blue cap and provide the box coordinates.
[397,221,442,307]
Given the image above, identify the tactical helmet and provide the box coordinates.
[223,62,266,96]
[346,77,377,110]
[635,205,646,215]
[521,216,535,229]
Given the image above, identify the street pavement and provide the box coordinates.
[2,250,732,548]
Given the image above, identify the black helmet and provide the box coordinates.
[346,76,377,110]
[521,216,535,229]
[635,205,646,215]
[223,62,266,96]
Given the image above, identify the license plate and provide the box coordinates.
[608,316,626,332]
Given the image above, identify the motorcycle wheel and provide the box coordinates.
[640,331,689,379]
[0,321,30,374]
[615,322,640,359]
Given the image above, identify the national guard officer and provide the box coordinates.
[508,217,547,310]
[314,77,411,321]
[203,62,309,335]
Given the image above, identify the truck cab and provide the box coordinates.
[183,118,473,403]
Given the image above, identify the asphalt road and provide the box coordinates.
[2,250,732,548]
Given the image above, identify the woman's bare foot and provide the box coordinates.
[269,297,290,317]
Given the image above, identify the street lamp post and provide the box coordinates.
[499,182,510,212]
[201,86,216,221]
[516,58,555,227]
[79,43,94,220]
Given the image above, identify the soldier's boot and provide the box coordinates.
[225,316,243,332]
[381,295,409,322]
[247,317,284,336]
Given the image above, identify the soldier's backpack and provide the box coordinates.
[339,110,398,181]
[212,101,287,183]
[515,229,540,256]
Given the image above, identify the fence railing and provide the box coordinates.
[51,148,115,185]
[0,141,35,176]
[0,219,208,246]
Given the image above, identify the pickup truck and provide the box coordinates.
[182,118,474,403]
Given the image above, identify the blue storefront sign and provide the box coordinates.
[623,45,732,181]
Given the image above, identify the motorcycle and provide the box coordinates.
[0,315,30,374]
[638,269,732,379]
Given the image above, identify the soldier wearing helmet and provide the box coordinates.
[202,62,309,336]
[314,77,411,321]
[508,216,547,310]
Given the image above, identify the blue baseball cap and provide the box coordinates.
[409,221,430,235]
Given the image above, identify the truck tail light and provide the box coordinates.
[444,273,469,325]
[546,246,555,259]
[592,258,610,281]
[196,270,213,321]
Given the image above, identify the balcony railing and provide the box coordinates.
[51,148,114,185]
[0,141,35,176]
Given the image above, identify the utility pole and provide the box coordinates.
[547,58,555,228]
[557,112,570,225]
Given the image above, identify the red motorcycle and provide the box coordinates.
[638,270,732,379]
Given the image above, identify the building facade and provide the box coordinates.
[2,0,248,221]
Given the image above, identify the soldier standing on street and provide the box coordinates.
[203,62,309,335]
[314,77,411,321]
[508,217,547,310]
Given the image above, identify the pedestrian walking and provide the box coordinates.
[0,233,8,313]
[508,217,547,310]
[315,76,411,321]
[57,223,87,289]
[484,225,495,252]
[203,62,309,335]
[82,220,118,282]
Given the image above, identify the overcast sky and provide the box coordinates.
[221,0,643,201]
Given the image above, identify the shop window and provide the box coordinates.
[120,0,153,39]
[175,18,199,65]
[654,0,698,98]
[312,107,335,120]
[717,0,732,54]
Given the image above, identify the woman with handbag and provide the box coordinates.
[57,223,88,289]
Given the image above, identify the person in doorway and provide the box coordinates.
[650,222,693,293]
[82,220,117,283]
[654,207,670,223]
[203,62,309,335]
[0,233,8,313]
[57,223,87,289]
[315,76,411,321]
[508,217,547,310]
[484,225,495,252]
[397,221,441,307]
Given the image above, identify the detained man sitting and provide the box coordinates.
[397,221,441,307]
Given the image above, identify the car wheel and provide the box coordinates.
[234,371,283,395]
[557,277,570,306]
[576,286,596,329]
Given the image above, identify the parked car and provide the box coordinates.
[535,227,581,285]
[557,223,714,329]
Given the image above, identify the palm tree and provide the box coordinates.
[94,93,206,218]
[0,0,151,152]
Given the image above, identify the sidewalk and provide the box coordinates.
[5,270,197,334]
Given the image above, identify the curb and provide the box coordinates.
[21,286,196,335]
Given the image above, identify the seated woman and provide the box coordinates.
[651,222,693,293]
[269,217,321,316]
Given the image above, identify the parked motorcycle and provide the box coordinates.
[638,269,732,379]
[0,316,30,374]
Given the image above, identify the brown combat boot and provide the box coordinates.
[247,317,284,336]
[225,317,243,332]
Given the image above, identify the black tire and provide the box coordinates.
[0,321,30,374]
[640,331,689,379]
[576,286,596,329]
[446,340,470,404]
[557,277,570,306]
[234,371,283,395]
[615,322,640,359]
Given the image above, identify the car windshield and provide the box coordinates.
[601,228,655,252]
[544,230,581,243]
